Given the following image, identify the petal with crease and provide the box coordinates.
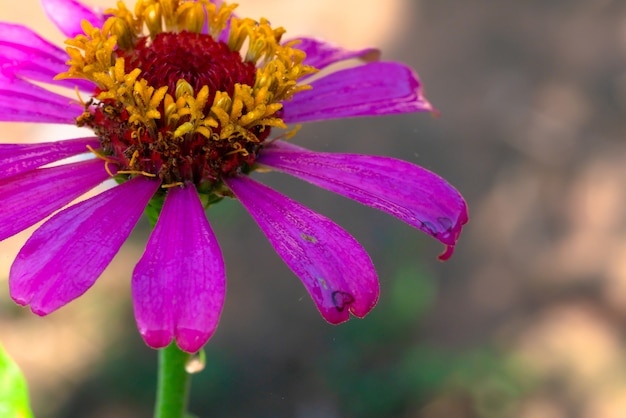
[282,61,433,124]
[0,73,80,123]
[9,176,160,315]
[133,185,225,352]
[286,37,380,74]
[225,175,379,324]
[0,137,99,180]
[41,0,105,38]
[0,23,94,91]
[0,97,76,123]
[0,158,109,241]
[0,23,68,63]
[257,141,469,260]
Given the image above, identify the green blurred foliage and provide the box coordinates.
[322,266,535,418]
[0,343,34,418]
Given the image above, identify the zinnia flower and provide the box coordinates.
[0,0,468,353]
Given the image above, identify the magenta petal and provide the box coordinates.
[132,186,225,352]
[0,137,99,180]
[0,159,109,241]
[287,37,380,73]
[0,73,79,123]
[225,175,379,324]
[282,62,433,124]
[0,23,94,91]
[9,176,160,315]
[41,0,105,38]
[0,23,68,63]
[257,141,469,260]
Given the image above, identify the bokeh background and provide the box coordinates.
[1,0,626,417]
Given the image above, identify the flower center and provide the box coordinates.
[122,31,256,106]
[58,0,316,191]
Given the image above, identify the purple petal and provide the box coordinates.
[0,73,80,123]
[225,175,379,324]
[257,141,468,260]
[282,61,433,124]
[286,37,380,74]
[0,158,110,241]
[0,23,95,91]
[0,23,68,63]
[10,176,160,315]
[0,137,99,180]
[41,0,105,38]
[133,185,225,352]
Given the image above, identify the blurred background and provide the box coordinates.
[1,0,626,417]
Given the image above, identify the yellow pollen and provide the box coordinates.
[57,0,318,186]
[87,144,114,163]
[225,142,250,156]
[161,182,185,189]
[88,144,156,179]
[128,149,140,166]
[73,86,87,107]
[104,164,116,177]
[58,1,315,139]
[87,144,118,177]
[117,169,157,177]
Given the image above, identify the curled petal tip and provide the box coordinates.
[349,299,378,320]
[142,328,208,353]
[319,284,379,325]
[141,329,172,350]
[176,328,210,353]
[321,298,352,324]
[321,294,377,324]
[258,142,469,260]
[437,204,468,261]
[324,315,349,325]
[12,294,51,317]
[31,307,50,317]
[437,245,455,261]
[10,295,29,308]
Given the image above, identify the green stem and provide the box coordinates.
[154,343,192,418]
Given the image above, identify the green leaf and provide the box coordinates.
[0,343,34,418]
[145,191,166,228]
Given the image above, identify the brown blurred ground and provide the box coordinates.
[1,1,626,417]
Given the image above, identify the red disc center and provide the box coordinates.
[120,31,257,102]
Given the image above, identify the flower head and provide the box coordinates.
[0,0,468,352]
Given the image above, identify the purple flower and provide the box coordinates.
[0,0,468,353]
